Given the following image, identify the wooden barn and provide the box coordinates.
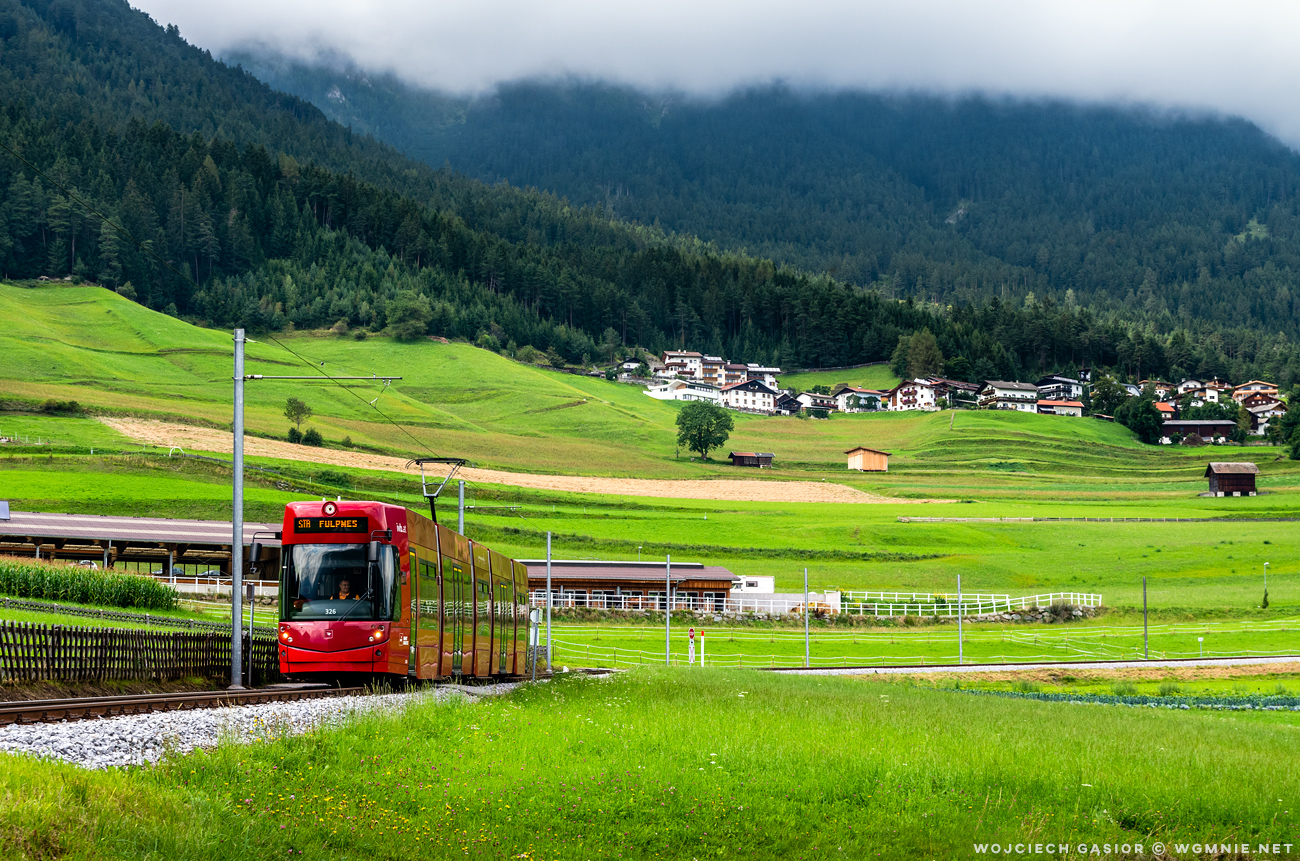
[729,451,774,468]
[845,446,891,472]
[1205,462,1259,497]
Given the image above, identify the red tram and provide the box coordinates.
[273,500,529,680]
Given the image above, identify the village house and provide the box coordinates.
[644,378,720,404]
[1245,397,1287,435]
[721,363,750,387]
[1035,375,1084,401]
[1122,382,1143,397]
[1233,380,1278,403]
[979,380,1039,411]
[699,356,726,386]
[796,392,838,412]
[1139,380,1174,399]
[1161,419,1237,443]
[1176,378,1204,396]
[1036,399,1084,417]
[720,379,780,413]
[774,392,802,415]
[745,364,782,388]
[888,379,939,411]
[832,385,887,412]
[927,377,981,406]
[1154,402,1177,421]
[660,350,704,378]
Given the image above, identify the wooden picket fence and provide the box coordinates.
[0,621,282,684]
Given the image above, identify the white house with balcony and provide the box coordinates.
[887,379,939,411]
[745,364,782,388]
[660,350,704,379]
[979,381,1039,411]
[720,379,779,413]
[833,386,886,412]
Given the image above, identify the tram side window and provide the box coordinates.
[282,543,398,621]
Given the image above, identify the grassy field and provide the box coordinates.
[4,282,1299,497]
[2,452,1297,612]
[776,363,900,391]
[543,616,1300,669]
[5,669,1298,860]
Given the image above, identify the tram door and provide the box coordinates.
[445,559,466,676]
[416,557,441,678]
[496,580,509,673]
[438,527,471,677]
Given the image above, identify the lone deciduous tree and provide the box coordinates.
[675,401,734,460]
[284,396,313,429]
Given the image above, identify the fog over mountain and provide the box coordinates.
[134,0,1300,147]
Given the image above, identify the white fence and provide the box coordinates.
[530,589,1102,617]
[841,591,1102,618]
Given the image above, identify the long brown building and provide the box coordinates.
[522,559,738,612]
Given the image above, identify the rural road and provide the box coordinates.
[100,417,942,504]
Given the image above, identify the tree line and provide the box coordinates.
[0,0,1298,390]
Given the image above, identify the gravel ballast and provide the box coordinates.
[0,684,520,770]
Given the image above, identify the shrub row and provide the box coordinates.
[0,558,180,611]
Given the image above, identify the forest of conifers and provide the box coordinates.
[2,0,1299,388]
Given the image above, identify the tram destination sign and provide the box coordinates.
[294,516,370,533]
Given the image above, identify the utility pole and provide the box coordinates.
[546,532,552,672]
[957,574,963,665]
[665,555,672,666]
[803,567,810,669]
[458,480,465,534]
[1143,576,1148,660]
[230,329,246,690]
[229,332,401,691]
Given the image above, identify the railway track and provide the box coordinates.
[0,685,366,726]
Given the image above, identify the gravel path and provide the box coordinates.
[100,418,938,504]
[0,683,520,770]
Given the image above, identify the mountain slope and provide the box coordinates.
[0,0,1297,386]
[233,58,1300,339]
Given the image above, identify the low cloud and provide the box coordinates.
[134,0,1300,145]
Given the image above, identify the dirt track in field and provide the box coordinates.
[100,418,939,504]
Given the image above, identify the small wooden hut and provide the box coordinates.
[1204,462,1259,496]
[845,447,891,472]
[729,452,774,468]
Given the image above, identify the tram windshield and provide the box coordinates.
[281,543,398,621]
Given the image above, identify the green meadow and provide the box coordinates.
[543,616,1300,668]
[776,363,901,392]
[2,281,1299,659]
[3,282,1298,498]
[2,450,1296,612]
[5,670,1298,860]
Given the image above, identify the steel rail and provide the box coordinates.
[0,686,366,726]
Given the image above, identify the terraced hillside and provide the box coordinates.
[2,282,1296,499]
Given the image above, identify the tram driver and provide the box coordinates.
[335,578,361,601]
